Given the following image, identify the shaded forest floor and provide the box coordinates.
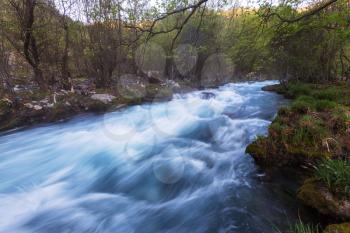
[247,82,350,232]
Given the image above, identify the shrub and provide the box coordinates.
[293,115,326,146]
[312,87,341,101]
[330,107,350,133]
[314,100,337,111]
[291,96,316,113]
[288,83,312,97]
[315,159,350,199]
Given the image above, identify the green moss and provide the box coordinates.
[0,99,12,118]
[324,223,350,233]
[26,90,50,101]
[245,138,266,157]
[246,136,275,162]
[278,106,291,116]
[146,85,173,101]
[86,99,108,112]
[298,179,350,220]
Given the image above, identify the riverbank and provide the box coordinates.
[0,78,266,133]
[0,83,176,132]
[247,82,350,232]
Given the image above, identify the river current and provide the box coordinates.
[0,81,312,233]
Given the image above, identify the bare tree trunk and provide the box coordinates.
[22,0,47,90]
[0,42,15,100]
[59,0,73,90]
[61,21,72,90]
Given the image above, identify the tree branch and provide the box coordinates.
[264,0,338,23]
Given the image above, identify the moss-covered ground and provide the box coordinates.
[249,82,350,232]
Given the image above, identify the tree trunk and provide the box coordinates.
[61,21,72,90]
[23,0,47,90]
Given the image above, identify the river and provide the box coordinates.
[0,81,314,233]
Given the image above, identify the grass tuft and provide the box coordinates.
[315,159,350,199]
[275,221,319,233]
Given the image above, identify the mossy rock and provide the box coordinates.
[324,223,350,233]
[146,85,173,101]
[261,84,285,93]
[0,99,12,117]
[297,179,350,221]
[246,141,266,157]
[246,139,268,161]
[46,103,75,122]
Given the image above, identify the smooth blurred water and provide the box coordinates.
[0,81,310,233]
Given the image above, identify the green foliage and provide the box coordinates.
[288,84,312,97]
[291,96,315,113]
[266,0,350,82]
[312,88,342,101]
[315,159,350,199]
[293,115,326,146]
[285,222,319,233]
[331,107,350,132]
[314,100,337,111]
[289,86,340,112]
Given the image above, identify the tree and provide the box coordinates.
[6,0,47,89]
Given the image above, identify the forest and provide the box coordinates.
[0,0,350,233]
[0,0,348,92]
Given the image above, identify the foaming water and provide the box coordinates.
[0,81,308,233]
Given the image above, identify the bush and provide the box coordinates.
[291,96,316,113]
[312,87,341,101]
[293,115,326,146]
[331,107,350,133]
[288,83,312,97]
[315,159,350,199]
[314,100,337,111]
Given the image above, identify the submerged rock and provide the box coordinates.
[297,179,350,221]
[324,223,350,233]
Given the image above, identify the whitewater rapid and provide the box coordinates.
[0,81,310,233]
